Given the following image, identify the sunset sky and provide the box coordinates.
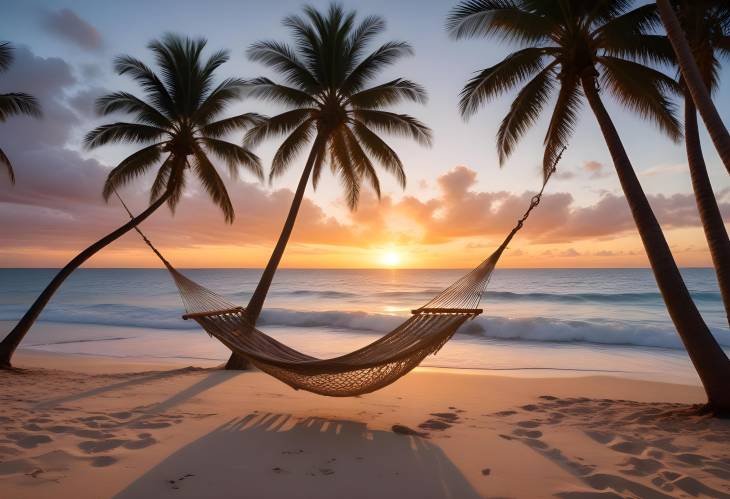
[1,0,729,269]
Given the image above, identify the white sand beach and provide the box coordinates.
[1,350,729,499]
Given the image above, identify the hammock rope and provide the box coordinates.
[114,148,563,396]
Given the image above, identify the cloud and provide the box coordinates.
[582,160,610,179]
[559,248,580,257]
[555,160,610,181]
[641,163,687,177]
[42,9,102,51]
[68,86,108,118]
[0,51,721,266]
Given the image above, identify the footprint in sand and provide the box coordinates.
[513,428,542,439]
[78,439,128,454]
[609,440,647,455]
[585,430,615,445]
[391,425,428,438]
[494,410,517,417]
[419,419,451,431]
[430,412,459,422]
[128,420,172,429]
[620,457,664,477]
[91,456,117,467]
[521,404,540,412]
[5,432,53,449]
[516,420,541,429]
[123,434,157,450]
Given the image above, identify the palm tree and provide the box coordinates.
[670,0,730,326]
[0,41,42,183]
[447,0,730,413]
[657,0,730,176]
[226,3,432,369]
[0,34,263,368]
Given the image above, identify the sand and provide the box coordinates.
[1,351,729,499]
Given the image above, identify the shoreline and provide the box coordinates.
[12,347,703,382]
[5,320,708,386]
[2,351,728,498]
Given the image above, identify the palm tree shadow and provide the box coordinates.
[114,413,481,499]
[34,367,226,410]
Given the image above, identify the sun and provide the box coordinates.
[381,250,402,267]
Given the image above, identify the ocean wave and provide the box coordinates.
[220,288,719,304]
[483,290,720,304]
[0,304,200,330]
[1,303,727,350]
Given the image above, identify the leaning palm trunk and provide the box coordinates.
[656,0,730,176]
[0,190,172,368]
[685,99,730,326]
[582,74,730,413]
[225,138,323,370]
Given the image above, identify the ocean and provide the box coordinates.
[1,268,727,385]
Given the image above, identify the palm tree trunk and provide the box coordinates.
[225,137,323,370]
[581,74,730,414]
[685,98,730,326]
[0,190,172,369]
[656,0,730,175]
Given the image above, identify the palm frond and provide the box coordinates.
[191,146,235,223]
[199,137,263,180]
[543,78,582,178]
[103,143,165,199]
[328,129,360,209]
[0,93,42,121]
[446,0,555,44]
[244,109,315,147]
[0,42,13,72]
[114,55,176,119]
[193,77,247,124]
[95,91,170,128]
[351,120,406,188]
[497,64,556,164]
[0,147,14,184]
[242,77,317,107]
[147,34,209,116]
[343,41,414,93]
[270,120,315,182]
[200,112,266,138]
[353,110,433,146]
[349,79,427,109]
[342,125,382,198]
[459,47,549,119]
[84,122,168,149]
[247,40,319,92]
[150,156,173,202]
[599,56,682,141]
[345,15,386,69]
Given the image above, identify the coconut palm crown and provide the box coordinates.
[243,2,432,209]
[0,42,42,183]
[447,0,681,176]
[672,0,730,91]
[85,33,264,222]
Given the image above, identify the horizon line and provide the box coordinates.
[0,266,715,271]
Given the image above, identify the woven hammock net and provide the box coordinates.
[117,154,559,397]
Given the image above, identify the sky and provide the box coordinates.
[0,0,729,269]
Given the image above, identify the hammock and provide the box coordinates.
[117,152,561,397]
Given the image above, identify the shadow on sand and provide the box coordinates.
[114,412,480,499]
[33,367,213,410]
